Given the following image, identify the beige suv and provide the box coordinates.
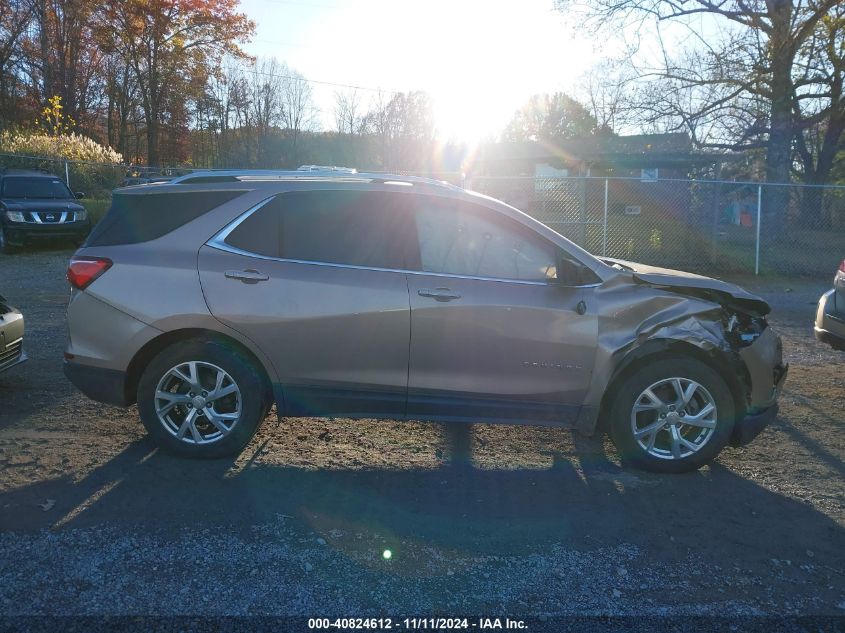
[63,171,787,472]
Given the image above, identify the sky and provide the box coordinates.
[238,0,624,142]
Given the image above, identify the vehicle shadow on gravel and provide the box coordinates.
[777,389,845,478]
[2,421,843,574]
[0,369,81,432]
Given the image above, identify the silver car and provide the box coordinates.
[815,260,845,350]
[0,293,26,373]
[63,172,787,472]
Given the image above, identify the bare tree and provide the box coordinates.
[334,89,363,134]
[105,54,137,158]
[361,90,434,170]
[792,3,845,191]
[578,59,637,135]
[280,66,318,164]
[249,57,285,164]
[557,0,845,223]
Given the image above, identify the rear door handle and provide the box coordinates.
[418,287,461,301]
[224,269,269,284]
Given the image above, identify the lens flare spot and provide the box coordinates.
[383,549,392,560]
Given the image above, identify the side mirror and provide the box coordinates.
[556,255,594,286]
[74,191,85,199]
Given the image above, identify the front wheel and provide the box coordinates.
[137,339,270,458]
[0,227,18,254]
[607,356,736,473]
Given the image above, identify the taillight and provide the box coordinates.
[839,260,845,273]
[67,256,112,290]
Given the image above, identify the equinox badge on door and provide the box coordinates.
[522,360,582,371]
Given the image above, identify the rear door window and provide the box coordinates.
[86,190,245,247]
[223,190,418,270]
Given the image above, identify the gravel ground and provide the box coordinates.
[0,248,843,618]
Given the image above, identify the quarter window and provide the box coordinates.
[87,190,245,247]
[414,199,558,281]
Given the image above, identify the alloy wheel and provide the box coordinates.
[154,360,242,445]
[630,377,718,460]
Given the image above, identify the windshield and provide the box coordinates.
[2,177,74,199]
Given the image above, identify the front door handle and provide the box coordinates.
[225,269,269,284]
[418,287,461,301]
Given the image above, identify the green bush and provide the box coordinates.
[81,198,111,225]
[0,130,124,198]
[0,130,122,163]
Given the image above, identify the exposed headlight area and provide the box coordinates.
[726,312,767,347]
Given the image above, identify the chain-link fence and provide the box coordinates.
[469,176,845,277]
[0,152,126,199]
[1,153,842,277]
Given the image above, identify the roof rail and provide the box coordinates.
[168,169,463,191]
[297,165,358,173]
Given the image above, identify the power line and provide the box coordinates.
[255,38,321,49]
[245,65,404,95]
[260,0,344,9]
[258,0,383,9]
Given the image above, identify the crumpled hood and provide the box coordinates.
[601,257,770,316]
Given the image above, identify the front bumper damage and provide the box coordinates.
[732,326,788,445]
[731,403,779,447]
[577,274,787,447]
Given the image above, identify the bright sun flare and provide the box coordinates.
[433,92,508,144]
[281,0,598,145]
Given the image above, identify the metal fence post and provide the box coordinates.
[64,160,70,187]
[755,185,762,275]
[577,176,587,247]
[602,178,608,256]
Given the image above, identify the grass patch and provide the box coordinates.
[81,198,110,225]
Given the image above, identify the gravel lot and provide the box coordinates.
[0,247,843,618]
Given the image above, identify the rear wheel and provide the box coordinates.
[607,356,736,473]
[137,339,270,458]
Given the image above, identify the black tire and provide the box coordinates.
[137,339,271,458]
[0,227,18,254]
[607,356,736,474]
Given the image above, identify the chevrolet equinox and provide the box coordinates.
[64,172,787,472]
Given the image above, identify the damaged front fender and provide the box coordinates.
[575,271,782,435]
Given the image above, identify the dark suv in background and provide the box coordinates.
[0,168,90,253]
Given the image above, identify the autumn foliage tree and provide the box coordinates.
[31,0,104,132]
[99,0,254,166]
[0,0,33,127]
